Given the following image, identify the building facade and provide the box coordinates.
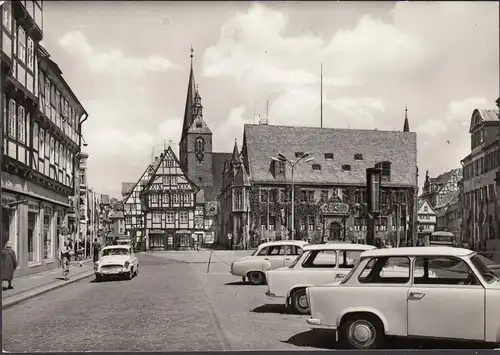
[218,122,418,248]
[461,108,500,256]
[420,168,462,208]
[108,210,125,236]
[435,190,461,239]
[1,0,88,276]
[417,199,437,240]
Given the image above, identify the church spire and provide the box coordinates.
[181,46,197,141]
[231,138,241,166]
[403,105,410,132]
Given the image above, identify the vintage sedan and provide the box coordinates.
[266,243,375,314]
[230,240,309,285]
[306,247,500,349]
[94,245,139,281]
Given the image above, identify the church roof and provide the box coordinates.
[181,58,196,140]
[187,115,212,134]
[243,124,417,186]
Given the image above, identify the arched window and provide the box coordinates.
[195,136,204,152]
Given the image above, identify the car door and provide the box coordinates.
[301,249,340,285]
[266,245,286,269]
[407,256,485,341]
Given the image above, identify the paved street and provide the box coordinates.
[2,251,495,352]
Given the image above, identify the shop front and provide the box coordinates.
[2,173,71,277]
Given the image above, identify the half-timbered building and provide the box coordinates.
[420,168,462,208]
[218,118,418,249]
[1,1,89,276]
[141,146,199,250]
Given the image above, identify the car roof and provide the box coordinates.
[102,245,131,250]
[361,247,474,258]
[258,240,309,248]
[304,243,376,252]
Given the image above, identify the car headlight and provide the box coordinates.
[124,261,130,269]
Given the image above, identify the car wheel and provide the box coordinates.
[135,265,139,277]
[127,270,133,280]
[341,314,384,349]
[241,276,246,284]
[291,288,310,315]
[247,271,266,285]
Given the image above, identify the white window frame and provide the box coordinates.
[3,95,6,141]
[45,132,50,158]
[2,1,12,33]
[166,211,175,224]
[152,212,161,224]
[184,193,191,204]
[8,99,16,138]
[162,193,169,204]
[17,26,26,63]
[50,136,55,164]
[173,193,180,204]
[39,127,45,156]
[17,105,25,143]
[27,37,34,71]
[179,211,189,224]
[151,193,158,203]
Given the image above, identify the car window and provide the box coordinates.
[257,247,269,256]
[471,254,499,283]
[338,250,363,269]
[358,256,410,284]
[283,245,301,255]
[414,256,481,286]
[102,248,129,256]
[302,250,337,268]
[269,246,282,255]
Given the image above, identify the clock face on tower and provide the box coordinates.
[196,151,204,162]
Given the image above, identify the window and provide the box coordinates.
[50,137,55,163]
[257,247,269,256]
[324,153,334,160]
[413,256,480,286]
[28,210,39,262]
[2,95,6,145]
[2,1,12,32]
[358,256,410,284]
[179,211,189,224]
[295,152,304,158]
[303,250,337,268]
[166,211,175,224]
[8,99,16,138]
[173,193,180,204]
[45,132,50,158]
[260,189,268,202]
[152,212,161,224]
[320,190,329,203]
[354,153,363,160]
[125,216,132,225]
[151,193,158,203]
[17,26,26,63]
[39,128,45,156]
[195,136,204,152]
[27,38,34,71]
[342,164,351,171]
[338,250,363,269]
[268,246,282,255]
[55,90,61,114]
[43,206,53,260]
[162,194,169,205]
[17,105,25,143]
[312,164,322,171]
[184,193,191,204]
[56,142,61,165]
[282,245,302,256]
[45,78,50,107]
[300,190,315,202]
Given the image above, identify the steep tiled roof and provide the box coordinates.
[121,182,135,196]
[434,190,459,210]
[108,210,124,219]
[187,116,212,134]
[430,170,452,184]
[243,124,417,186]
[206,152,231,201]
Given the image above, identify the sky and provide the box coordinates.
[40,1,499,198]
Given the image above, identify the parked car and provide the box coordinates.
[476,254,500,277]
[230,240,309,285]
[306,247,500,349]
[94,245,139,281]
[266,243,376,314]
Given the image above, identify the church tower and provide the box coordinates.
[179,47,214,190]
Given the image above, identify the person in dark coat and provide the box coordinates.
[2,241,18,290]
[93,239,101,263]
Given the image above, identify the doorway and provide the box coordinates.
[329,222,341,241]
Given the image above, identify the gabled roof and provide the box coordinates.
[187,115,212,135]
[243,124,417,186]
[469,108,500,133]
[434,190,459,210]
[418,199,437,214]
[142,145,200,194]
[181,59,197,141]
[122,162,158,204]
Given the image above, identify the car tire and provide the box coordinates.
[95,275,104,282]
[291,288,310,315]
[241,276,246,284]
[247,271,266,285]
[127,270,133,280]
[340,314,384,349]
[135,265,139,277]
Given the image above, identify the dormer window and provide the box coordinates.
[375,161,391,181]
[295,152,304,158]
[196,121,203,128]
[312,164,321,171]
[342,164,351,171]
[324,153,334,160]
[354,153,363,160]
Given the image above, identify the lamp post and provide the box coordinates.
[270,153,315,240]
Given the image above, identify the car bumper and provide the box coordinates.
[95,269,129,276]
[265,291,284,298]
[306,318,337,330]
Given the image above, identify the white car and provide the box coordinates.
[94,245,139,281]
[306,247,500,349]
[230,240,309,285]
[266,243,376,314]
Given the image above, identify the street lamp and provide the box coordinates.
[270,152,315,240]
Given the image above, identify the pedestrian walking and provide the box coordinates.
[2,241,18,291]
[60,241,71,281]
[93,238,101,263]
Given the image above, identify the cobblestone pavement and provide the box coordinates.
[2,251,496,352]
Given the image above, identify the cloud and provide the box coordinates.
[327,97,386,129]
[58,30,179,75]
[213,106,253,152]
[416,97,493,135]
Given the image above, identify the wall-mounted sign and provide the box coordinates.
[320,202,349,215]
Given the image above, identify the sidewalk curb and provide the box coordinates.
[2,270,95,310]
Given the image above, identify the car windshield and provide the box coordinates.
[470,254,499,284]
[102,248,129,256]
